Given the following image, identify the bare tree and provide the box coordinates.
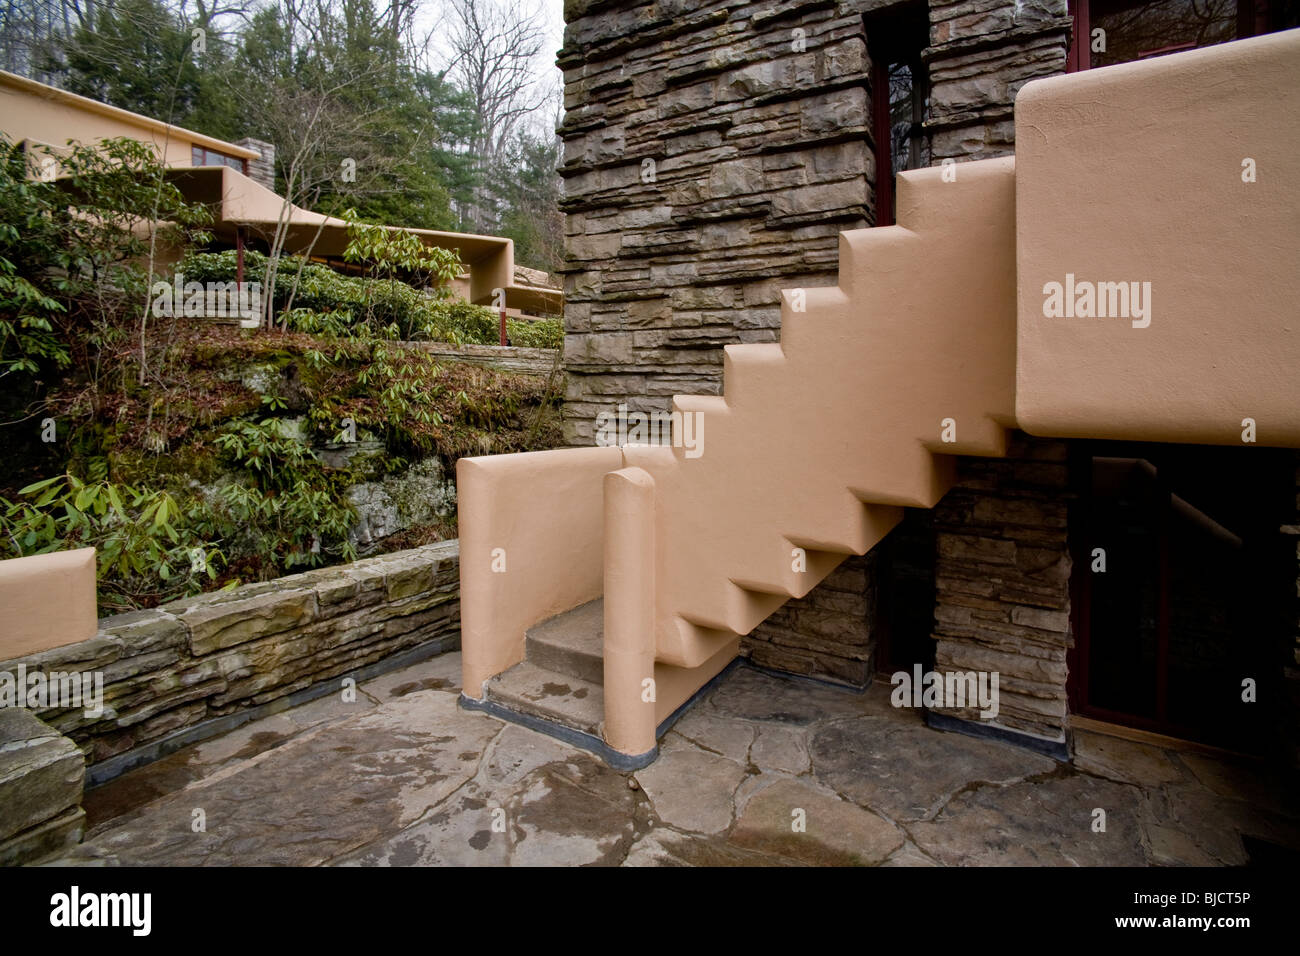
[235,74,388,328]
[0,0,96,79]
[441,0,550,231]
[225,0,432,328]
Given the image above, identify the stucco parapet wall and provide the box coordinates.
[0,541,459,765]
[0,547,97,659]
[1014,29,1300,446]
[165,165,560,315]
[0,68,260,162]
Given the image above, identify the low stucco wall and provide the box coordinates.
[458,447,619,696]
[0,548,97,660]
[0,541,459,768]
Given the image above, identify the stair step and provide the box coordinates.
[525,599,604,684]
[484,661,603,737]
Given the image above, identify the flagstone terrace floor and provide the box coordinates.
[43,653,1300,867]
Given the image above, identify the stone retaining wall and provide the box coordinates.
[0,541,460,768]
[413,342,561,377]
[0,709,84,866]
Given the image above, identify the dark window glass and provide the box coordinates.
[869,5,930,226]
[191,146,244,171]
[1075,444,1289,751]
[1089,0,1240,67]
[888,61,930,180]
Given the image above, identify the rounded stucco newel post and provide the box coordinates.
[602,466,657,758]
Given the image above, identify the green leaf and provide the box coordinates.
[17,475,62,495]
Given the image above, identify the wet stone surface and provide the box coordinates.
[43,655,1300,866]
[810,716,1058,823]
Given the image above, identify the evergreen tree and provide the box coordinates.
[57,0,240,138]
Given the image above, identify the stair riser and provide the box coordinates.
[483,685,601,737]
[526,636,604,685]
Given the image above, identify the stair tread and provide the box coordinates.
[485,661,603,736]
[527,598,603,656]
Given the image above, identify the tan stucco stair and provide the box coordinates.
[482,601,608,735]
[525,599,605,685]
[458,31,1300,767]
[482,663,604,738]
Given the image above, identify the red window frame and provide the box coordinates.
[1067,0,1273,72]
[871,55,896,227]
[191,144,250,175]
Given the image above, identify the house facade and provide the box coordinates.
[0,69,562,317]
[462,2,1300,763]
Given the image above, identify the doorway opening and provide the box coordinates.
[1067,442,1292,753]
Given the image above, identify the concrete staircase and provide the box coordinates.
[460,29,1300,767]
[460,156,1018,766]
[482,600,605,738]
[618,155,1019,675]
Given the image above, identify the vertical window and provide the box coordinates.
[1068,444,1290,751]
[887,61,931,183]
[868,7,931,227]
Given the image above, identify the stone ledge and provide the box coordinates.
[0,541,462,771]
[0,708,85,850]
[0,805,84,867]
[411,343,560,376]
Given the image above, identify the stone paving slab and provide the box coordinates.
[1072,731,1183,788]
[810,715,1058,823]
[730,778,904,865]
[909,773,1147,866]
[358,653,462,702]
[42,653,1300,867]
[634,742,747,835]
[61,690,499,866]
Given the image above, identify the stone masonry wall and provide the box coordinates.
[929,433,1073,743]
[235,136,277,189]
[558,0,873,444]
[0,541,459,768]
[0,708,84,866]
[924,0,1071,162]
[742,552,877,686]
[557,0,1072,439]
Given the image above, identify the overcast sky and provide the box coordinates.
[416,0,568,136]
